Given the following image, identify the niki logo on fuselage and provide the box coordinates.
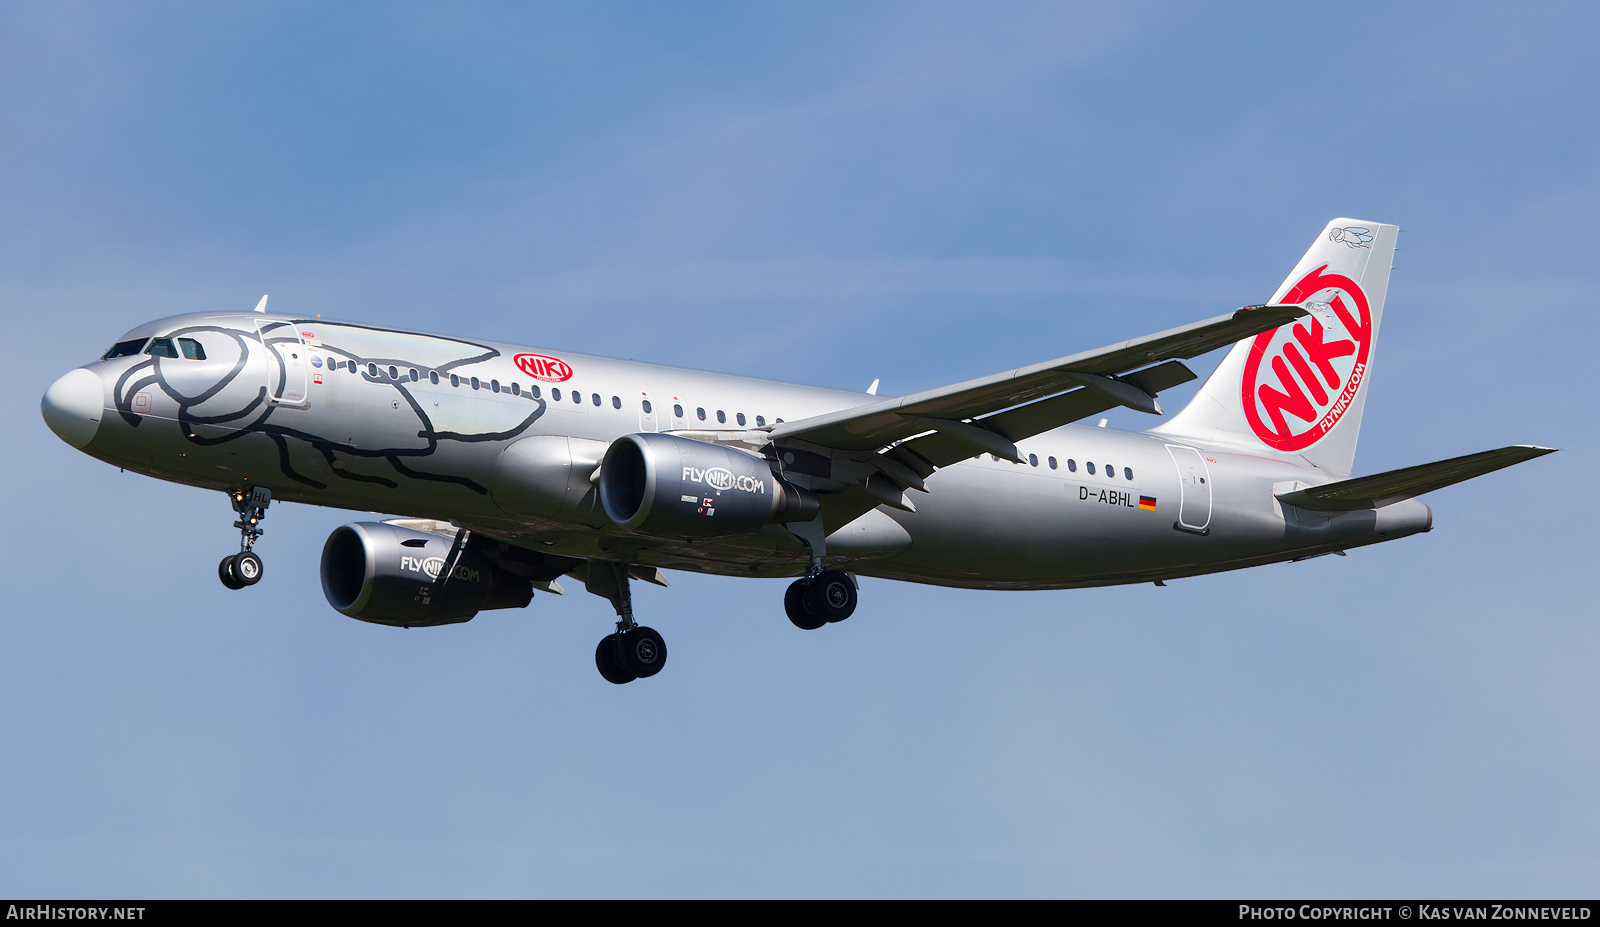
[1241,264,1373,453]
[514,354,573,383]
[683,467,766,494]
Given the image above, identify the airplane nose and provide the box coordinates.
[42,368,105,449]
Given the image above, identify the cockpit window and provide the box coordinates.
[178,338,206,360]
[144,338,179,358]
[102,339,148,359]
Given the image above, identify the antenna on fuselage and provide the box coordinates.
[253,295,269,313]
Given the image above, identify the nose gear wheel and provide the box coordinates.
[218,487,271,590]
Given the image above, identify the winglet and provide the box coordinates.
[253,295,269,313]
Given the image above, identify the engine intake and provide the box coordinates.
[598,433,818,540]
[320,522,534,627]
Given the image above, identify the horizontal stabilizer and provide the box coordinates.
[1276,445,1557,512]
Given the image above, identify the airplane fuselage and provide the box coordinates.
[56,311,1432,590]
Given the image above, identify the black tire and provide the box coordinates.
[805,570,857,623]
[233,551,264,586]
[595,634,636,685]
[785,579,826,630]
[218,555,245,590]
[618,626,668,678]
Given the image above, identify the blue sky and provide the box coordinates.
[2,2,1596,897]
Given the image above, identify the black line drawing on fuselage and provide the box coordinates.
[111,320,547,493]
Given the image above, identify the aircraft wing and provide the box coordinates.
[1276,445,1558,512]
[767,303,1307,460]
[892,359,1198,470]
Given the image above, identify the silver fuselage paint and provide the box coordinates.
[56,312,1431,589]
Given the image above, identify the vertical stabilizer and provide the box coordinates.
[1151,218,1399,477]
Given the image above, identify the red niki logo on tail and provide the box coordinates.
[1241,265,1372,452]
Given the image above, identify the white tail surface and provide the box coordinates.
[1152,218,1399,477]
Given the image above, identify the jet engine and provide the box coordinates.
[320,522,535,627]
[597,432,818,540]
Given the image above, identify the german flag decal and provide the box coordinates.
[1139,496,1157,511]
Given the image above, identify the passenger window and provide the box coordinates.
[642,399,652,413]
[1087,461,1095,475]
[450,374,459,387]
[697,407,706,421]
[552,387,560,400]
[674,403,684,418]
[410,368,418,382]
[572,390,581,404]
[1105,463,1112,476]
[369,363,379,378]
[736,413,746,426]
[511,382,520,396]
[145,338,179,358]
[612,396,620,409]
[531,385,541,399]
[389,366,399,380]
[1124,467,1133,480]
[1048,457,1058,469]
[101,339,148,359]
[756,415,765,427]
[592,393,601,406]
[347,362,356,375]
[472,377,481,390]
[429,371,439,385]
[491,379,501,393]
[178,338,207,360]
[1029,454,1038,467]
[717,410,726,423]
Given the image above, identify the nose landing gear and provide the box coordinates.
[218,487,271,590]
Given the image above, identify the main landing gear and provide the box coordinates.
[218,487,271,590]
[784,570,857,630]
[586,561,667,685]
[781,516,857,630]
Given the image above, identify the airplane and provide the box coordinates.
[40,218,1555,684]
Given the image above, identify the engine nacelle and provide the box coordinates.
[597,432,818,540]
[320,522,533,627]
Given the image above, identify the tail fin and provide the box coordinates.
[1151,218,1399,476]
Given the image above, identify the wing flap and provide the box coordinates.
[1276,445,1558,512]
